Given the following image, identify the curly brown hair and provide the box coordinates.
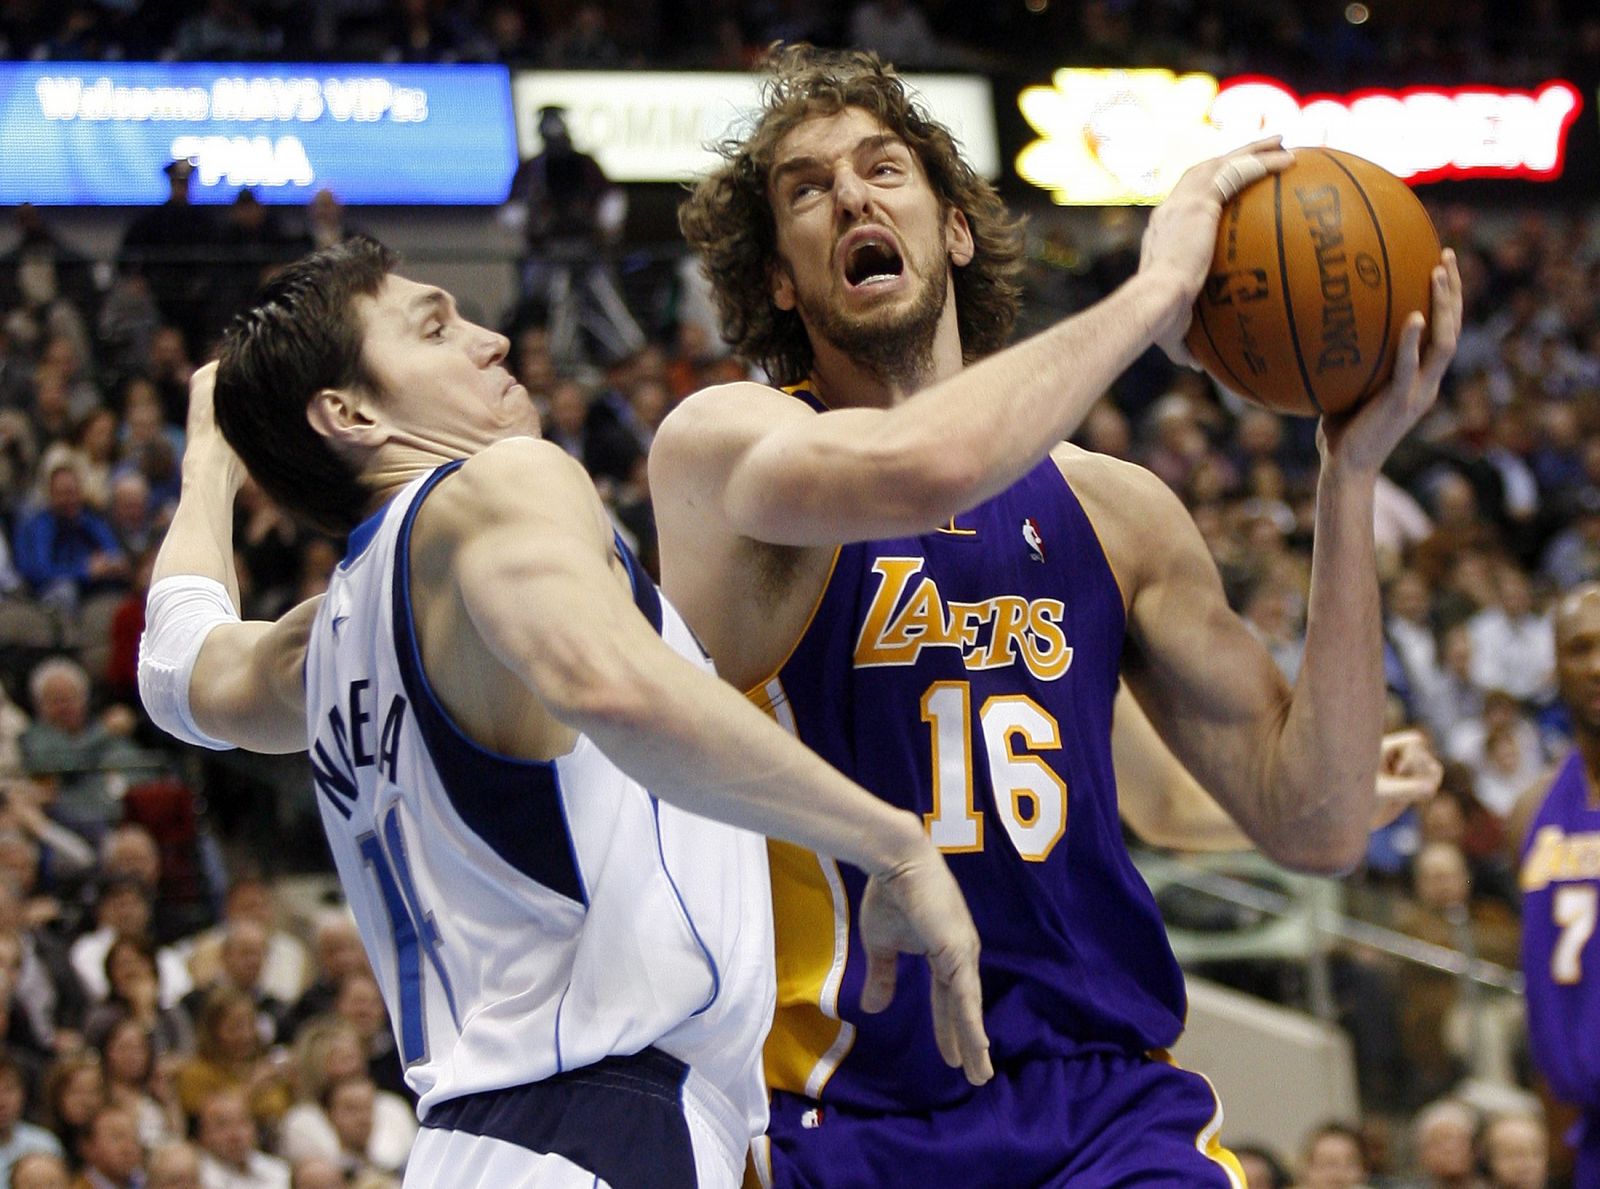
[679,45,1024,387]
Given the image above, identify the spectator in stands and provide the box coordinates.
[1,781,96,888]
[1480,1111,1548,1189]
[1299,1121,1372,1189]
[1467,565,1554,705]
[13,462,128,613]
[381,0,465,63]
[299,192,359,257]
[184,881,306,1015]
[329,975,405,1108]
[1236,1143,1292,1189]
[94,1015,181,1150]
[144,1142,200,1189]
[212,193,297,337]
[170,0,283,61]
[502,105,644,368]
[279,914,361,1042]
[34,337,100,427]
[1409,1099,1489,1189]
[0,923,63,1076]
[10,1151,69,1189]
[0,876,79,1058]
[848,0,948,68]
[71,1103,144,1189]
[175,989,291,1132]
[1543,487,1600,590]
[138,330,195,433]
[540,377,638,497]
[1446,690,1545,817]
[106,475,155,562]
[39,1055,104,1169]
[180,921,287,1047]
[540,2,620,67]
[277,1020,412,1177]
[21,660,146,846]
[0,206,97,355]
[315,1076,400,1185]
[480,1,539,62]
[116,162,217,358]
[1473,720,1547,823]
[1419,624,1487,747]
[70,881,191,1011]
[0,1054,64,1185]
[192,1087,288,1189]
[1395,844,1521,1100]
[285,1157,338,1189]
[75,410,121,516]
[1388,570,1444,702]
[82,937,194,1059]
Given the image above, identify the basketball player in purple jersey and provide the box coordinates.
[655,47,1461,1185]
[1511,583,1600,1184]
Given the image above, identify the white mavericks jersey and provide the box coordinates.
[303,462,775,1139]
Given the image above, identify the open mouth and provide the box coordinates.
[843,236,904,289]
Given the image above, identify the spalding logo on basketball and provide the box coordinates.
[1185,146,1440,418]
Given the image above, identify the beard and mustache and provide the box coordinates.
[784,249,951,391]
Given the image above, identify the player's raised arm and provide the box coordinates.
[139,363,317,755]
[446,439,992,1084]
[655,141,1292,549]
[1107,254,1460,873]
[1114,683,1442,851]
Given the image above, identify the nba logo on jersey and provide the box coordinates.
[1022,518,1046,563]
[801,1109,824,1130]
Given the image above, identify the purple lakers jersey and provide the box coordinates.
[753,412,1186,1113]
[1520,748,1600,1111]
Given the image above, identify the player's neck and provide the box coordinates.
[806,305,966,409]
[360,441,472,511]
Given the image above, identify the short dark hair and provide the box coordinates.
[680,45,1024,386]
[214,236,397,536]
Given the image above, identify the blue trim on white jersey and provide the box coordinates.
[342,499,389,570]
[390,462,588,906]
[612,530,663,633]
[651,797,722,1017]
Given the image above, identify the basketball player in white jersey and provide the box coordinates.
[137,238,991,1188]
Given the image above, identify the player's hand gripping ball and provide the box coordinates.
[1185,147,1440,418]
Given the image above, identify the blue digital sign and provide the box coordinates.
[0,62,519,205]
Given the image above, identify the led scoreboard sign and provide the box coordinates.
[1016,69,1584,205]
[0,62,519,205]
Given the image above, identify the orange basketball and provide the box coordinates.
[1184,146,1440,418]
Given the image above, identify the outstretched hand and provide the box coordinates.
[183,360,247,495]
[1140,137,1296,366]
[1319,249,1462,475]
[1370,728,1444,830]
[858,845,992,1086]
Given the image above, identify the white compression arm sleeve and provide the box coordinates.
[137,575,240,750]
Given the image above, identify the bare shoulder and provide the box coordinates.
[420,438,611,554]
[652,382,815,472]
[1050,442,1199,589]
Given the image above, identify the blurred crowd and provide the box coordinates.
[0,0,1596,84]
[0,3,1592,1186]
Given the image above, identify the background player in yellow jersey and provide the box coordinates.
[654,46,1461,1186]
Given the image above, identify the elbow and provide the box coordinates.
[1260,819,1369,877]
[530,633,659,737]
